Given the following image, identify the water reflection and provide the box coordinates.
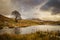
[20,25,60,34]
[0,25,60,34]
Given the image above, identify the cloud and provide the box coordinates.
[12,0,44,6]
[0,0,46,19]
[11,0,46,19]
[11,0,45,11]
[40,0,60,15]
[1,0,60,21]
[0,0,13,15]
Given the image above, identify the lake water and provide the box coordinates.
[20,25,60,34]
[0,25,60,34]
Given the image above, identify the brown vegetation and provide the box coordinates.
[0,14,60,28]
[0,31,60,40]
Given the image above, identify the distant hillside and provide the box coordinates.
[0,14,41,28]
[0,14,12,21]
[0,14,14,28]
[0,14,60,28]
[31,18,60,25]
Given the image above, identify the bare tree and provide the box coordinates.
[12,10,22,22]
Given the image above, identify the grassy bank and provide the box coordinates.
[0,31,60,40]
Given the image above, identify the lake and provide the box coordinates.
[20,25,60,34]
[0,25,60,34]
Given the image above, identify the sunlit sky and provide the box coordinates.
[0,0,60,21]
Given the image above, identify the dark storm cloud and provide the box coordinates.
[40,0,60,15]
[11,0,46,18]
[23,0,45,6]
[12,0,45,6]
[12,0,45,11]
[0,0,47,19]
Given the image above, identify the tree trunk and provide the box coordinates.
[15,16,18,22]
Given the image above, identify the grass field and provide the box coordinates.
[0,31,60,40]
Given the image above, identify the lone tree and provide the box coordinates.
[12,10,22,22]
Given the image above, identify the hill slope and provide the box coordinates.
[0,14,41,27]
[0,14,60,28]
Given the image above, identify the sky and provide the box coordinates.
[0,0,60,21]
